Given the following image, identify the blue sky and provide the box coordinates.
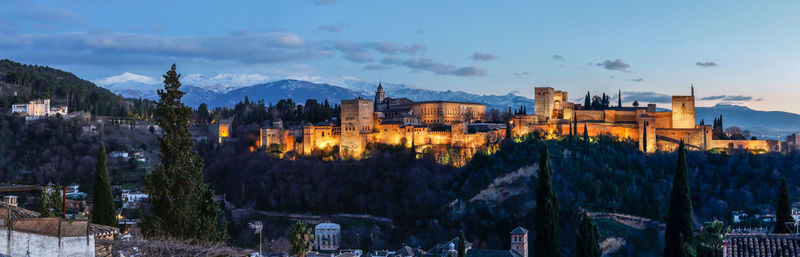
[2,0,800,112]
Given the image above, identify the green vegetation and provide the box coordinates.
[288,222,314,257]
[664,142,694,257]
[773,178,794,234]
[39,186,63,217]
[534,144,559,257]
[92,143,117,226]
[142,64,226,243]
[577,213,601,257]
[695,219,729,257]
[0,59,155,117]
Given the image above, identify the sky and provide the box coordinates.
[2,0,800,113]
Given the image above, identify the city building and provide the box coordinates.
[11,99,69,118]
[724,233,800,256]
[315,222,342,251]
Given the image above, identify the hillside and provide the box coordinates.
[696,104,800,139]
[0,60,153,117]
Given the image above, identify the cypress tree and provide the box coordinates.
[458,230,466,257]
[664,142,694,257]
[91,143,116,227]
[774,178,795,234]
[583,123,589,152]
[141,64,227,242]
[534,144,559,257]
[584,91,591,110]
[618,89,622,107]
[577,212,601,257]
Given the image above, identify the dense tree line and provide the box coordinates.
[0,59,156,117]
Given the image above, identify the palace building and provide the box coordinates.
[248,84,782,159]
[512,86,782,153]
[259,83,502,159]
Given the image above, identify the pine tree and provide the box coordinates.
[577,212,601,257]
[458,230,467,257]
[92,143,116,227]
[774,178,795,234]
[534,144,559,257]
[141,64,226,243]
[664,142,695,257]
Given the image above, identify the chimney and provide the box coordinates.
[3,195,18,207]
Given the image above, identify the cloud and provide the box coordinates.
[513,72,531,76]
[95,72,159,86]
[0,31,325,66]
[12,2,87,29]
[344,52,373,63]
[381,56,403,65]
[596,59,630,71]
[622,91,671,103]
[318,23,347,33]
[363,64,392,71]
[400,58,487,76]
[552,54,564,60]
[313,0,338,5]
[630,78,644,82]
[416,30,425,35]
[471,52,497,61]
[696,61,718,67]
[400,44,426,54]
[700,95,757,101]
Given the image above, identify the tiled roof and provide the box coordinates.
[510,227,528,234]
[725,233,800,257]
[465,249,519,257]
[0,202,40,220]
[90,223,120,237]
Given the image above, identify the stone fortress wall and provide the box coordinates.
[513,86,781,153]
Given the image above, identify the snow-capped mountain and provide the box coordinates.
[182,73,272,93]
[95,72,274,98]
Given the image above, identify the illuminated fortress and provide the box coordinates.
[258,83,503,159]
[231,84,782,159]
[512,86,782,153]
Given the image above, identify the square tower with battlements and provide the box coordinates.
[671,88,696,129]
[534,87,555,121]
[340,99,374,158]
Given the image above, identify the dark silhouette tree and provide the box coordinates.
[534,144,559,257]
[664,141,695,257]
[458,230,467,257]
[289,222,314,257]
[584,91,591,110]
[774,178,795,234]
[141,64,226,243]
[583,123,589,152]
[91,143,116,226]
[577,212,601,257]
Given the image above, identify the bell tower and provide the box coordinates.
[374,83,385,112]
[510,227,528,257]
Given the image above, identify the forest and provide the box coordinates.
[0,59,155,117]
[201,123,800,255]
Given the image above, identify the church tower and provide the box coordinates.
[374,83,386,112]
[510,227,528,257]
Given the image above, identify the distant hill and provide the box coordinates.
[0,60,153,117]
[205,80,363,107]
[696,104,800,139]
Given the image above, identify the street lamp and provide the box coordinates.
[249,221,263,256]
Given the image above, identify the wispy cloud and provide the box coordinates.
[513,72,531,76]
[696,61,718,67]
[630,78,644,82]
[552,54,564,61]
[317,23,348,33]
[700,95,758,101]
[471,52,496,61]
[313,0,338,5]
[401,58,487,76]
[596,59,630,71]
[400,44,426,54]
[363,64,392,70]
[622,91,671,103]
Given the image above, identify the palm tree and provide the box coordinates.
[289,222,314,257]
[696,218,730,257]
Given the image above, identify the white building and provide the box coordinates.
[11,99,68,117]
[315,222,341,251]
